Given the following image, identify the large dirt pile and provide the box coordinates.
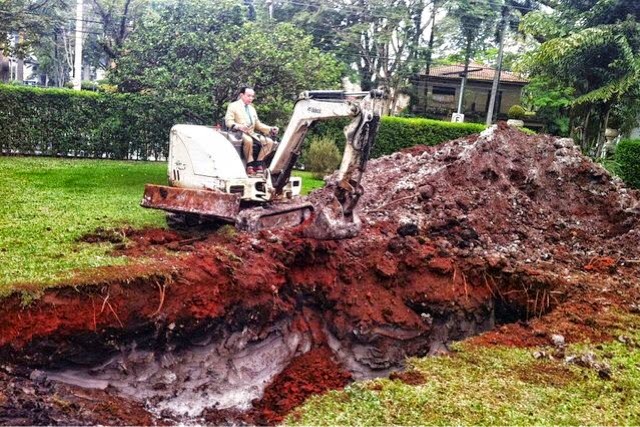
[334,122,639,269]
[1,123,639,425]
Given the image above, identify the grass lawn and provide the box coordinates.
[0,157,167,292]
[293,170,325,195]
[287,319,640,426]
[0,157,324,293]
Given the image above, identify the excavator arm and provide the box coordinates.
[266,89,384,239]
[269,90,384,194]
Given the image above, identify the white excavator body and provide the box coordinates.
[167,124,302,201]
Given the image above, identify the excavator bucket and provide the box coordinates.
[302,194,361,240]
[236,201,314,232]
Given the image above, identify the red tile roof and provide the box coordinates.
[424,63,528,84]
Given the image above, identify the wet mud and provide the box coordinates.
[1,123,639,425]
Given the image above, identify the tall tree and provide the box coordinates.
[521,0,640,153]
[0,0,66,82]
[89,0,148,67]
[264,0,431,114]
[109,0,343,124]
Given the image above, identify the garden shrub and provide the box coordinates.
[306,116,484,160]
[508,105,526,120]
[371,116,485,158]
[305,136,342,179]
[616,139,640,189]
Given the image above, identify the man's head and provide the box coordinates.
[239,87,255,105]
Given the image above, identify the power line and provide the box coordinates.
[269,0,437,21]
[266,0,540,15]
[4,0,527,23]
[0,8,131,26]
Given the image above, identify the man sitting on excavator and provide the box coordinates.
[225,87,279,176]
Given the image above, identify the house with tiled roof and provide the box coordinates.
[412,63,529,121]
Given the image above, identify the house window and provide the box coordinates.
[431,85,456,104]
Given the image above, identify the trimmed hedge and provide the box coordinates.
[0,84,208,160]
[310,116,485,159]
[616,139,640,189]
[372,117,485,158]
[1,84,485,161]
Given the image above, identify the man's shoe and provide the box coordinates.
[255,165,264,174]
[246,166,255,175]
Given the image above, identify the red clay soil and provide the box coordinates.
[1,122,640,425]
[241,347,351,425]
[389,369,427,385]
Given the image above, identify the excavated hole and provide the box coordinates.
[24,271,557,424]
[2,122,638,426]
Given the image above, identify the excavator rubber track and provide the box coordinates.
[236,201,314,232]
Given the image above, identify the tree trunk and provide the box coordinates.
[595,104,611,158]
[568,109,575,139]
[580,109,591,152]
[424,0,438,110]
[0,50,9,83]
[593,112,604,156]
[17,58,24,82]
[360,69,373,91]
[83,63,91,81]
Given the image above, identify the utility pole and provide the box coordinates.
[72,0,83,90]
[16,32,24,83]
[486,7,509,126]
[456,73,466,115]
[454,39,474,122]
[266,0,274,19]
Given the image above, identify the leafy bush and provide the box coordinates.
[616,139,640,188]
[305,137,342,179]
[508,105,526,120]
[1,84,486,162]
[81,81,99,91]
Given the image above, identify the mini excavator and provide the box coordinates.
[141,89,384,239]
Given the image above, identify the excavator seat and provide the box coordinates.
[218,130,254,164]
[218,129,277,165]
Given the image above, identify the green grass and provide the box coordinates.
[0,157,324,293]
[293,169,325,195]
[0,157,168,292]
[287,319,640,426]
